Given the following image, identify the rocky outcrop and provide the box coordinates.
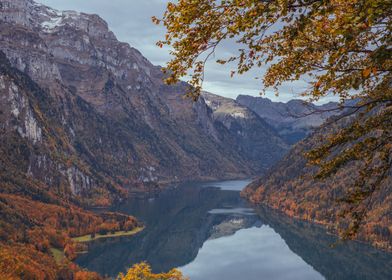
[236,95,339,144]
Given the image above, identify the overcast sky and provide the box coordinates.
[38,0,330,103]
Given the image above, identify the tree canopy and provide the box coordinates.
[155,0,392,238]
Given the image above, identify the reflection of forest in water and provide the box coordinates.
[76,182,392,279]
[256,206,392,280]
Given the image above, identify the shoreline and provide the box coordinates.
[72,226,144,243]
[251,202,392,253]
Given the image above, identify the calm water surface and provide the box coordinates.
[76,180,392,280]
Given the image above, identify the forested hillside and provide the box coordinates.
[242,114,392,251]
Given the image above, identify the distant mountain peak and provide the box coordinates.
[236,94,340,144]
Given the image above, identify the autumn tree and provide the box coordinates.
[117,262,187,280]
[155,0,392,238]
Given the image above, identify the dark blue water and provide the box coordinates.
[76,180,392,280]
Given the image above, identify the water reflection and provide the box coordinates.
[256,207,392,280]
[208,207,255,215]
[197,179,253,191]
[180,226,324,280]
[76,180,392,280]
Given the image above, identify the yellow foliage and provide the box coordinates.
[117,262,188,280]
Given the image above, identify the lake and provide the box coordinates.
[76,180,392,279]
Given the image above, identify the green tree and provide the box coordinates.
[155,0,392,238]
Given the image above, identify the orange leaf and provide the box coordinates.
[362,68,371,78]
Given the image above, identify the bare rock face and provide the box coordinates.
[1,74,41,143]
[0,0,287,203]
[0,52,100,201]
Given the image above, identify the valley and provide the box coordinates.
[0,0,390,279]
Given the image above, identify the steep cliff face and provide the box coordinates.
[236,95,339,144]
[203,92,289,171]
[0,51,144,279]
[0,0,288,203]
[0,50,123,203]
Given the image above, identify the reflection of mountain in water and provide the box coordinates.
[256,207,392,280]
[76,185,258,276]
[76,183,392,280]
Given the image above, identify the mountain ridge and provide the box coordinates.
[237,94,339,144]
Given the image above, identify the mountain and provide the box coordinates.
[242,117,392,251]
[236,95,339,144]
[0,0,289,204]
[203,92,288,171]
